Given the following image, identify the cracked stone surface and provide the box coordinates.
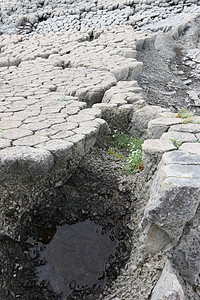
[141,113,200,299]
[1,1,200,299]
[0,25,153,238]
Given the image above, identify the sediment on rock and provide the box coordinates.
[0,2,200,299]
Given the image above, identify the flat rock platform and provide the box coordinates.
[0,26,152,237]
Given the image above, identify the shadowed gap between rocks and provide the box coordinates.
[0,148,135,300]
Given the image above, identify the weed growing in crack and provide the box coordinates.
[177,107,195,123]
[107,148,124,159]
[0,129,3,138]
[170,138,182,149]
[108,131,143,174]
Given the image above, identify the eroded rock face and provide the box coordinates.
[0,118,110,239]
[0,26,152,239]
[144,151,200,242]
[151,260,185,300]
[172,206,200,290]
[141,116,200,299]
[1,0,200,298]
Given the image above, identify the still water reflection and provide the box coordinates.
[33,220,118,297]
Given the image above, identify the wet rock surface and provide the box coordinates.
[1,0,200,299]
[0,148,133,300]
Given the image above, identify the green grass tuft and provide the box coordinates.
[170,138,182,149]
[108,131,143,175]
[177,107,195,123]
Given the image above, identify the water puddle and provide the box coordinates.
[28,219,118,299]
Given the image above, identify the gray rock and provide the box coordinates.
[111,66,129,81]
[151,260,186,300]
[93,103,134,132]
[0,146,54,177]
[144,150,200,242]
[172,207,200,288]
[36,139,73,160]
[129,105,167,138]
[148,117,183,139]
[13,134,49,146]
[179,142,200,155]
[161,150,200,165]
[169,123,200,134]
[3,128,33,140]
[0,139,12,149]
[160,131,197,143]
[128,61,143,80]
[142,139,176,177]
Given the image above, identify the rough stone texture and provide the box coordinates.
[129,105,171,139]
[179,142,200,155]
[144,150,200,243]
[151,260,185,300]
[1,1,200,299]
[1,0,200,36]
[139,114,200,300]
[172,205,200,290]
[0,26,154,238]
[160,131,197,143]
[142,139,176,179]
[93,79,147,131]
[169,123,200,134]
[93,103,135,132]
[147,117,183,139]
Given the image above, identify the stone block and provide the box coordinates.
[144,151,200,242]
[160,132,197,143]
[162,150,200,166]
[179,142,200,155]
[142,139,176,177]
[151,260,186,300]
[169,123,200,134]
[129,105,166,138]
[0,139,12,149]
[128,61,143,79]
[36,139,73,161]
[148,117,183,139]
[13,134,49,147]
[3,128,33,140]
[110,65,129,81]
[0,146,54,178]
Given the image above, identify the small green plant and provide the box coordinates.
[108,131,143,174]
[107,148,124,159]
[124,148,143,174]
[183,117,194,124]
[177,107,195,123]
[0,129,3,138]
[170,138,182,149]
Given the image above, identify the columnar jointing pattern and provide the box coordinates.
[0,26,152,237]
